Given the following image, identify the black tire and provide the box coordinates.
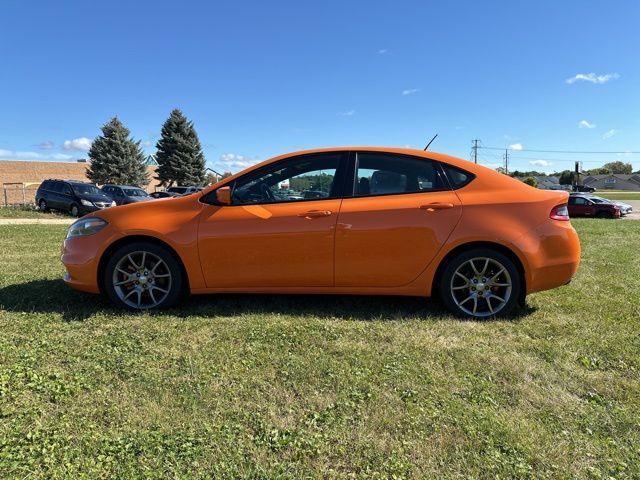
[596,211,612,219]
[438,248,522,319]
[103,242,185,311]
[38,199,49,212]
[69,204,80,217]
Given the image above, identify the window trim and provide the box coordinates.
[201,151,350,206]
[346,151,452,199]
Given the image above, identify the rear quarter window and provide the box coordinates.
[440,163,474,189]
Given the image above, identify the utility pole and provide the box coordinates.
[504,149,509,175]
[472,139,479,164]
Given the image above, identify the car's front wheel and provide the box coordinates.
[438,248,521,319]
[70,204,80,217]
[104,242,184,310]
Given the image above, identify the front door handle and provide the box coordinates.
[420,202,454,212]
[298,210,333,219]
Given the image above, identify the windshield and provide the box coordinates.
[589,197,610,204]
[123,188,149,197]
[167,187,188,194]
[72,184,101,195]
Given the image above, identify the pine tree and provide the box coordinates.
[155,109,207,186]
[86,118,149,187]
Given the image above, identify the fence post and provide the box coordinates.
[23,185,26,205]
[3,185,7,207]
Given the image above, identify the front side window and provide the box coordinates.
[231,153,343,205]
[72,184,101,196]
[354,152,446,196]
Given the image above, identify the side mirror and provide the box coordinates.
[215,186,232,205]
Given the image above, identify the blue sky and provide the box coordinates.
[1,0,638,174]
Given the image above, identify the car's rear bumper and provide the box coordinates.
[522,219,581,294]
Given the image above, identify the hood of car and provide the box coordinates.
[80,193,113,203]
[126,196,152,202]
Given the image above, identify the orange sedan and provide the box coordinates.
[61,147,580,318]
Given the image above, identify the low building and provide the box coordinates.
[0,159,158,205]
[582,174,640,191]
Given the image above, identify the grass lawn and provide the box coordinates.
[0,220,638,478]
[0,206,67,219]
[599,192,640,201]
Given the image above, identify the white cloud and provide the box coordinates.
[509,143,523,151]
[578,120,596,129]
[402,88,420,96]
[530,160,551,167]
[377,49,388,54]
[141,140,154,147]
[37,141,54,150]
[52,153,74,160]
[0,148,76,161]
[217,153,259,171]
[337,109,355,116]
[602,129,617,139]
[63,137,92,151]
[15,151,44,159]
[565,73,620,84]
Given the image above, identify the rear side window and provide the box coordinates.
[354,152,446,196]
[440,163,474,189]
[41,180,52,190]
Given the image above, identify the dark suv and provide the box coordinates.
[36,179,115,217]
[567,194,620,219]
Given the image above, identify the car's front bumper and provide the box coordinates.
[61,224,118,294]
[79,203,113,215]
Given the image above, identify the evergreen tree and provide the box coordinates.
[155,109,207,186]
[86,117,149,187]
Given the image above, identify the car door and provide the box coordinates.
[334,151,462,287]
[569,196,591,216]
[198,151,349,288]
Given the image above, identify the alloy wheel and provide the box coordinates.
[449,257,512,318]
[112,250,173,309]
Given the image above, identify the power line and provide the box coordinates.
[478,146,640,154]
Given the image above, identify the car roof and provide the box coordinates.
[203,146,519,194]
[103,185,143,189]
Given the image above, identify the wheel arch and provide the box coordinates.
[432,241,527,306]
[97,235,190,295]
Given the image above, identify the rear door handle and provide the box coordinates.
[298,210,333,218]
[420,202,455,211]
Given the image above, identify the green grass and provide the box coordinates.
[1,220,639,479]
[598,192,640,201]
[0,206,67,219]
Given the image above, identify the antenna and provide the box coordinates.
[424,134,438,151]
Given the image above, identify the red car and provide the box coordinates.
[568,195,620,219]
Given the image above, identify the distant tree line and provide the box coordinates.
[85,109,207,188]
[510,161,637,186]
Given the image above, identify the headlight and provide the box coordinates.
[110,201,116,207]
[80,199,93,207]
[67,217,108,238]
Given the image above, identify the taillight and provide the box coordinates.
[550,204,570,221]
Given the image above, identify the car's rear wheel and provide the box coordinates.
[39,199,49,212]
[104,242,184,310]
[70,204,80,217]
[438,248,521,319]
